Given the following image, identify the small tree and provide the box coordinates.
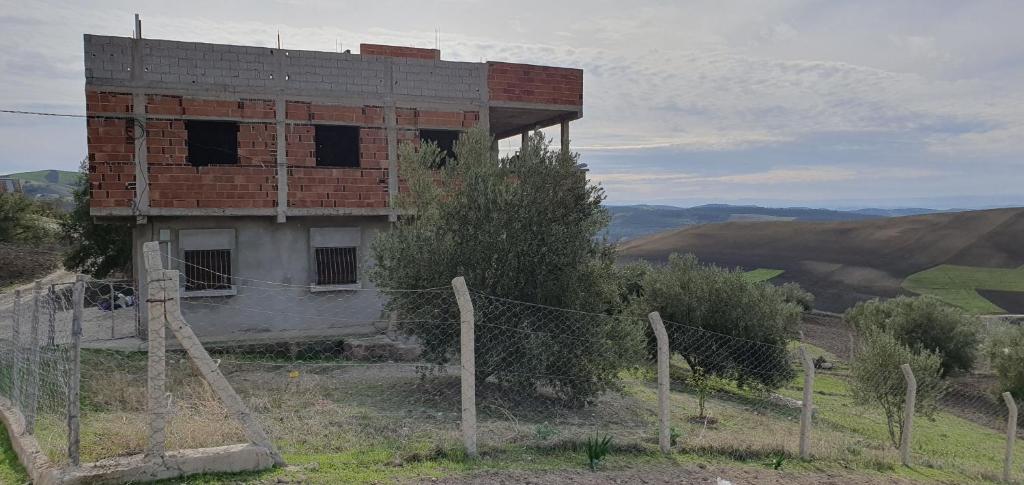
[0,193,53,244]
[850,329,945,448]
[61,160,132,278]
[371,129,643,404]
[636,253,801,390]
[845,296,980,376]
[988,325,1024,401]
[777,282,814,312]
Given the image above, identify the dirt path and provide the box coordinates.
[413,464,920,484]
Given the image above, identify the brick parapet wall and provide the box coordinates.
[359,43,440,60]
[487,62,583,106]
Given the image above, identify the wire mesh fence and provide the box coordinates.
[469,292,658,451]
[1,269,1021,483]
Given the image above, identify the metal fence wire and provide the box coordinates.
[0,271,1021,483]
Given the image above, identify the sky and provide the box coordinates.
[0,0,1022,209]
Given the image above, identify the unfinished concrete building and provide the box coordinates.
[84,31,583,337]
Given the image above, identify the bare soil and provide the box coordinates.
[413,464,920,484]
[0,241,62,288]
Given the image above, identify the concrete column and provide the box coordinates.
[900,363,916,466]
[143,243,167,458]
[799,347,815,459]
[521,131,528,152]
[452,276,477,457]
[385,103,399,222]
[275,98,287,223]
[25,281,42,432]
[67,276,85,466]
[647,312,671,453]
[1003,392,1017,483]
[560,120,570,153]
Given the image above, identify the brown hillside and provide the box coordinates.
[617,208,1024,312]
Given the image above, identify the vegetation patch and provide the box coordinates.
[741,268,784,283]
[902,264,1024,314]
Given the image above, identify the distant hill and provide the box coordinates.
[618,208,1024,313]
[2,170,80,209]
[604,204,885,242]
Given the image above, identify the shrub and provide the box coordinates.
[987,325,1024,401]
[845,296,981,375]
[61,160,132,278]
[777,282,814,311]
[371,129,643,404]
[850,329,945,448]
[0,193,54,244]
[636,253,801,390]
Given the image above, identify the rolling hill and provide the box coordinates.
[2,169,80,209]
[617,207,1024,313]
[603,204,946,242]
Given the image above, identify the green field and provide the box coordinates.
[902,264,1024,314]
[741,268,784,283]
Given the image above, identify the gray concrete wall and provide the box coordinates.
[135,216,392,339]
[85,34,485,104]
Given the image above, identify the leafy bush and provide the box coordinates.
[61,160,132,278]
[777,282,814,311]
[850,329,945,448]
[371,129,643,404]
[0,193,55,244]
[987,325,1024,401]
[636,253,801,390]
[845,296,981,375]
[584,433,612,471]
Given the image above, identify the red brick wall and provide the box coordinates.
[286,124,390,208]
[396,108,479,129]
[487,62,583,106]
[87,113,135,209]
[360,43,440,60]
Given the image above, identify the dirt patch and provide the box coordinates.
[800,313,852,361]
[412,464,920,484]
[0,242,62,288]
[976,289,1024,314]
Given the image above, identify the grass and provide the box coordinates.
[1,344,1018,484]
[902,264,1024,314]
[0,422,29,484]
[741,268,785,283]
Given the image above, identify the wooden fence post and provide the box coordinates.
[1003,392,1017,483]
[25,280,43,432]
[143,242,168,459]
[451,276,477,458]
[900,363,916,467]
[647,312,671,453]
[67,275,85,466]
[799,346,815,460]
[10,289,22,408]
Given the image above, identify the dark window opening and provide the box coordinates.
[315,247,358,286]
[420,129,460,164]
[315,125,361,167]
[187,121,238,166]
[183,249,233,291]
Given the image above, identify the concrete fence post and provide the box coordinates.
[10,289,22,408]
[799,346,815,460]
[900,363,916,467]
[647,311,671,453]
[143,242,168,458]
[109,281,116,339]
[68,275,85,466]
[1003,392,1017,483]
[451,276,477,458]
[25,280,43,432]
[46,285,55,347]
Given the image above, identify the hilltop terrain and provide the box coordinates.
[618,207,1024,313]
[604,204,943,242]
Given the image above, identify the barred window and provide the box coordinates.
[314,247,358,286]
[183,249,233,291]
